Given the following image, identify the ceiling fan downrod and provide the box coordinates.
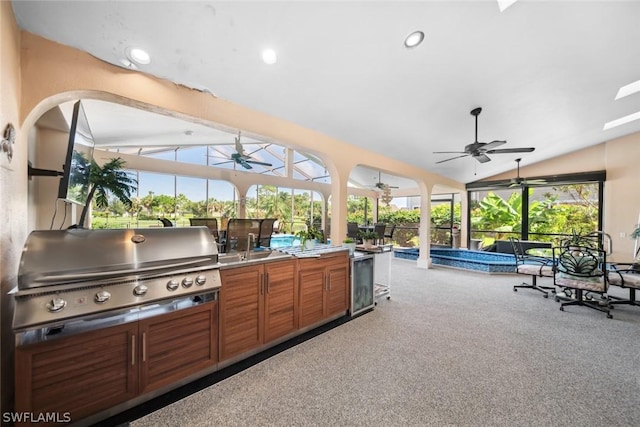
[471,107,482,143]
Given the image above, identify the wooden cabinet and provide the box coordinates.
[298,251,349,328]
[15,302,218,425]
[325,256,350,317]
[263,260,298,342]
[139,302,218,394]
[15,322,138,426]
[219,264,263,361]
[219,259,297,361]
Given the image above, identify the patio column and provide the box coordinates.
[325,160,352,245]
[416,181,432,269]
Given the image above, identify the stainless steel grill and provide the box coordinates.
[13,227,221,332]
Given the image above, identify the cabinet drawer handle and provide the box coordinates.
[266,273,270,294]
[131,334,136,366]
[142,332,147,362]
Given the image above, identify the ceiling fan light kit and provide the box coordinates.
[509,158,547,187]
[433,107,536,164]
[372,171,399,190]
[205,131,273,170]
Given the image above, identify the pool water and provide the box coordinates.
[267,234,332,249]
[269,234,301,248]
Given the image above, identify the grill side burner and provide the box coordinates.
[13,227,221,332]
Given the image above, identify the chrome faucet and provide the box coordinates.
[244,233,256,260]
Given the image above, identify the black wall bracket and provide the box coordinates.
[28,161,63,179]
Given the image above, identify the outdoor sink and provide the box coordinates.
[218,250,291,266]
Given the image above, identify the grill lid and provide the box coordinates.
[18,228,219,290]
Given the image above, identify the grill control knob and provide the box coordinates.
[46,298,67,313]
[95,290,111,304]
[167,279,180,291]
[133,284,148,296]
[195,275,207,286]
[182,277,194,288]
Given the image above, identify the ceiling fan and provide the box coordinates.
[433,107,535,164]
[371,171,399,190]
[509,158,547,187]
[208,131,273,170]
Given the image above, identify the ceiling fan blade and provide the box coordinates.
[486,147,535,154]
[246,160,273,167]
[474,154,491,163]
[433,151,467,154]
[239,159,252,169]
[435,154,470,164]
[210,160,234,166]
[509,178,547,188]
[481,140,507,150]
[524,179,547,185]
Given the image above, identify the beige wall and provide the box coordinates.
[0,0,23,414]
[483,135,640,261]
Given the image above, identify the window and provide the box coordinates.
[467,171,604,248]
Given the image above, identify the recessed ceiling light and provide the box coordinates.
[497,0,519,12]
[615,79,640,100]
[262,49,277,65]
[603,111,640,130]
[126,47,151,65]
[404,31,424,48]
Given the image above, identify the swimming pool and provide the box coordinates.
[269,234,301,248]
[394,247,517,273]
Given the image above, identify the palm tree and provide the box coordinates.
[78,158,137,228]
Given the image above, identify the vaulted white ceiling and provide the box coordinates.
[12,0,640,185]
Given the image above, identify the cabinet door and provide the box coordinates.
[263,260,297,342]
[325,255,350,317]
[326,263,350,317]
[298,268,326,328]
[15,322,138,425]
[138,302,218,394]
[219,265,264,361]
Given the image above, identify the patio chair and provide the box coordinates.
[257,218,277,248]
[509,237,555,298]
[374,223,386,244]
[224,219,261,253]
[553,245,612,318]
[189,218,224,251]
[384,224,396,244]
[607,248,640,308]
[347,222,361,243]
[158,217,173,227]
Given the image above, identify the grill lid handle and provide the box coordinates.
[33,258,215,283]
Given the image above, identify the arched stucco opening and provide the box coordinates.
[24,92,346,235]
